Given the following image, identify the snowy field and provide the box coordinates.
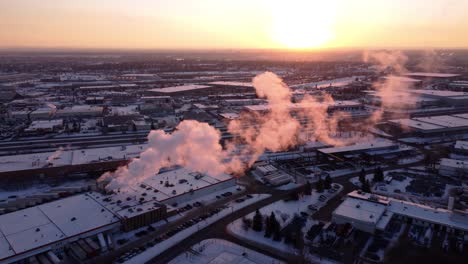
[123,194,271,264]
[227,185,343,254]
[168,239,284,264]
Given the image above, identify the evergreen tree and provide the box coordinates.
[306,226,315,241]
[252,209,263,232]
[324,175,332,189]
[264,214,272,238]
[316,177,324,193]
[359,169,366,185]
[374,167,384,182]
[362,179,371,193]
[304,181,312,195]
[272,214,282,241]
[283,231,293,244]
[294,229,305,250]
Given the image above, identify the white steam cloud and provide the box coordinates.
[102,62,415,190]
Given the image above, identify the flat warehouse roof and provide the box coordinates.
[0,194,120,261]
[454,141,468,150]
[333,198,386,225]
[38,194,119,237]
[404,72,460,78]
[208,81,253,87]
[414,115,468,128]
[318,141,397,154]
[411,89,468,97]
[148,84,211,93]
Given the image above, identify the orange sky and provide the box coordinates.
[1,0,468,50]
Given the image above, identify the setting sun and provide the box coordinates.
[270,0,336,49]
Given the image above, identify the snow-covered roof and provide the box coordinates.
[333,196,386,225]
[148,85,211,93]
[439,158,468,169]
[243,100,361,113]
[335,191,468,232]
[411,89,468,98]
[97,168,233,213]
[413,115,468,128]
[219,113,240,120]
[0,144,147,173]
[383,76,422,83]
[59,105,103,114]
[79,84,137,90]
[291,76,362,89]
[25,119,63,130]
[389,113,468,131]
[0,193,120,261]
[208,81,253,87]
[454,141,468,151]
[404,72,460,78]
[389,118,445,131]
[318,141,397,154]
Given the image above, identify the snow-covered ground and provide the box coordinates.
[397,154,424,165]
[227,185,343,255]
[123,194,271,264]
[168,239,284,264]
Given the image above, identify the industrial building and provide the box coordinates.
[333,191,468,234]
[0,167,236,263]
[388,113,468,137]
[316,140,412,161]
[439,158,468,179]
[0,145,147,182]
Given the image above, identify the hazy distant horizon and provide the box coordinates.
[2,0,468,51]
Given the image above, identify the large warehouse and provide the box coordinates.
[388,113,468,136]
[0,167,236,263]
[0,145,147,182]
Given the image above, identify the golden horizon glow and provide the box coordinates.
[1,0,468,50]
[270,0,336,49]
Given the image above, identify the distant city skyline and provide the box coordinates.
[1,0,468,50]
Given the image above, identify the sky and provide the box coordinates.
[1,0,468,50]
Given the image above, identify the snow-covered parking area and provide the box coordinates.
[121,194,271,264]
[227,184,343,254]
[168,239,284,264]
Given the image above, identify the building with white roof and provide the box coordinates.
[454,140,468,155]
[439,158,468,179]
[333,191,468,234]
[24,119,63,135]
[0,194,121,264]
[404,72,460,79]
[389,113,468,136]
[0,165,236,263]
[148,84,211,94]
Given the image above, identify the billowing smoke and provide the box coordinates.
[101,72,377,190]
[101,120,243,190]
[227,72,300,166]
[364,50,419,122]
[417,49,444,73]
